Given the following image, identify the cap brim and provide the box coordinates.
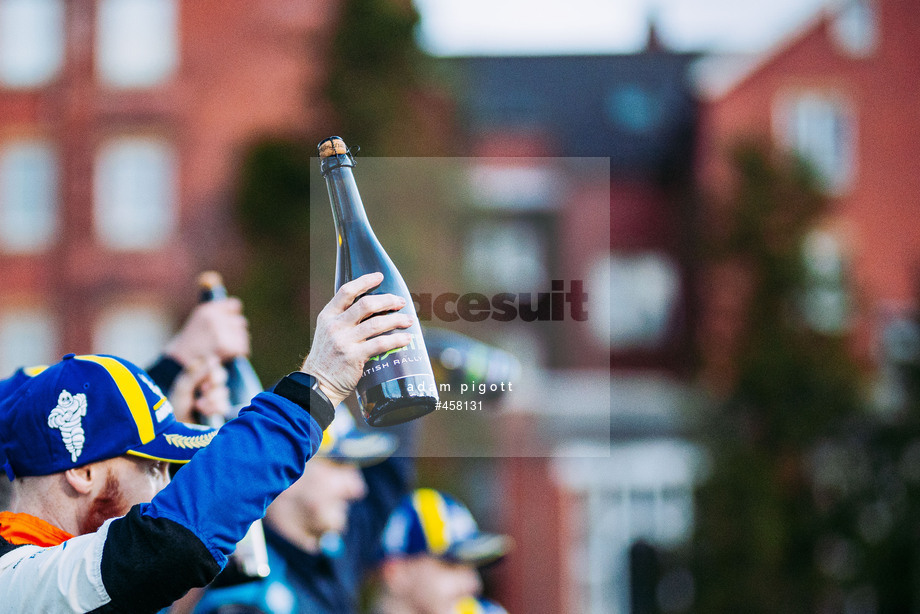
[444,533,513,566]
[325,431,398,467]
[126,421,217,464]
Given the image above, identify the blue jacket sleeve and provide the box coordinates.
[140,391,323,568]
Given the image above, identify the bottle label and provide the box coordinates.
[357,331,435,392]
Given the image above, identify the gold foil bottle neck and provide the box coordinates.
[318,137,348,158]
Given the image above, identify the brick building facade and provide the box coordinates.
[0,0,338,371]
[696,0,920,378]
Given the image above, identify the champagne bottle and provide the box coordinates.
[198,271,263,423]
[318,136,438,427]
[196,271,271,584]
[423,327,520,400]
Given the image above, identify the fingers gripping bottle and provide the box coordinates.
[196,271,271,585]
[198,271,264,424]
[317,137,438,427]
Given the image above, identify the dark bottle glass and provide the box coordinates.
[423,327,520,401]
[196,271,271,585]
[198,271,264,423]
[318,136,438,427]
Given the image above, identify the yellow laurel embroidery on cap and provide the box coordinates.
[164,432,216,449]
[414,488,450,555]
[75,355,155,444]
[23,365,49,377]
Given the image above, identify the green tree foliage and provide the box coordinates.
[326,0,424,154]
[231,0,430,382]
[233,139,314,383]
[690,143,865,612]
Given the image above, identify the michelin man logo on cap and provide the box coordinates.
[47,390,88,463]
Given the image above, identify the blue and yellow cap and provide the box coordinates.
[318,405,397,466]
[0,353,217,480]
[382,488,512,566]
[0,364,49,400]
[455,597,509,614]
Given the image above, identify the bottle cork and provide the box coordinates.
[318,137,348,158]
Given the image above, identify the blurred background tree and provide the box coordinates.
[688,143,866,613]
[231,0,436,384]
[233,138,314,383]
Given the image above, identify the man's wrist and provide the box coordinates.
[316,383,345,408]
[273,372,336,430]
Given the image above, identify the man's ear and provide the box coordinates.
[63,464,97,495]
[381,559,410,594]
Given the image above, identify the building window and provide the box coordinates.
[553,440,704,614]
[775,91,856,195]
[94,136,177,250]
[96,0,177,88]
[464,219,549,292]
[93,303,171,367]
[606,84,662,134]
[0,307,57,376]
[0,140,58,253]
[468,163,561,211]
[599,252,681,351]
[800,229,851,334]
[0,0,64,88]
[832,0,878,58]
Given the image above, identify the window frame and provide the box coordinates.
[0,0,65,88]
[773,88,858,196]
[0,138,59,253]
[93,134,179,251]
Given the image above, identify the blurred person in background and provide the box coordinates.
[192,404,415,614]
[0,273,412,612]
[145,293,251,417]
[373,488,512,614]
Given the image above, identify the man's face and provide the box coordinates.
[285,457,367,537]
[386,555,483,614]
[78,455,170,534]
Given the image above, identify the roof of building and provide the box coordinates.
[442,52,699,179]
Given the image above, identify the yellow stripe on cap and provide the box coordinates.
[318,429,337,456]
[126,450,193,464]
[413,488,450,555]
[455,597,481,614]
[23,365,49,376]
[75,355,155,444]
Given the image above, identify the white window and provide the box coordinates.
[800,229,851,334]
[595,252,681,351]
[464,219,548,292]
[94,137,177,250]
[553,440,704,614]
[0,307,58,376]
[468,163,561,211]
[0,140,58,252]
[96,0,177,88]
[93,304,171,367]
[832,0,878,58]
[775,91,856,194]
[0,0,64,87]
